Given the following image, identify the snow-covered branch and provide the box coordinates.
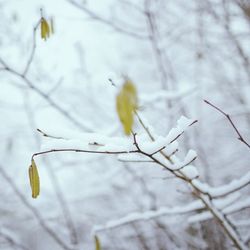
[192,171,250,198]
[92,200,203,233]
[33,114,249,250]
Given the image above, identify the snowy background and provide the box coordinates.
[0,0,249,249]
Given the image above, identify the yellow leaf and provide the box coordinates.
[116,80,138,135]
[29,159,40,199]
[94,235,101,250]
[41,17,50,40]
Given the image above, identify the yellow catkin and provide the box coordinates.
[29,159,40,198]
[41,17,50,40]
[94,235,101,250]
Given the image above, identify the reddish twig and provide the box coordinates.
[204,100,250,149]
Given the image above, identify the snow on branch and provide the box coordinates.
[37,128,137,155]
[192,171,250,197]
[188,192,242,223]
[92,200,203,233]
[166,116,198,144]
[33,113,248,249]
[93,191,246,233]
[223,197,250,214]
[130,116,197,156]
[36,116,198,168]
[171,150,197,171]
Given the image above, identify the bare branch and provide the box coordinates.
[144,0,169,89]
[32,148,139,161]
[0,60,92,132]
[23,19,41,76]
[204,100,250,149]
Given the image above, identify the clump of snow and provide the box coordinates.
[191,179,210,193]
[117,154,148,162]
[163,141,178,156]
[41,133,136,153]
[136,135,168,155]
[177,116,195,130]
[181,165,199,179]
[165,116,196,143]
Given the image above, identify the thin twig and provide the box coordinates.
[32,148,139,161]
[0,60,92,132]
[37,128,65,139]
[23,19,41,76]
[150,146,166,156]
[174,156,197,171]
[144,0,169,89]
[204,100,250,149]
